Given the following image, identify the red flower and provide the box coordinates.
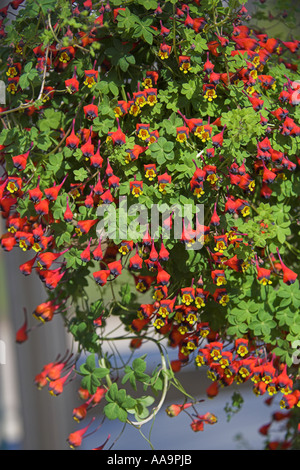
[84,97,98,120]
[15,308,28,343]
[93,269,110,286]
[65,66,79,93]
[158,43,172,60]
[66,119,80,149]
[107,120,126,145]
[276,248,298,285]
[67,418,95,449]
[33,300,59,323]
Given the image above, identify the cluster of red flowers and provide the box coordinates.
[33,350,110,449]
[1,0,299,449]
[196,338,299,407]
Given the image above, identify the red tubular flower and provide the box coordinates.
[156,263,170,286]
[142,71,159,89]
[16,231,33,251]
[262,161,276,184]
[58,46,75,64]
[129,249,143,271]
[28,179,42,203]
[12,142,33,171]
[157,297,177,317]
[44,175,67,202]
[90,140,103,168]
[204,52,214,73]
[6,176,22,194]
[93,174,104,195]
[190,419,204,432]
[145,87,158,106]
[66,119,80,149]
[211,269,227,286]
[37,249,67,270]
[80,239,92,263]
[107,119,126,146]
[84,67,98,88]
[114,100,131,119]
[130,179,143,198]
[34,198,49,216]
[93,269,110,286]
[118,240,134,256]
[108,260,122,278]
[100,189,114,204]
[33,300,59,323]
[159,241,169,261]
[179,55,192,73]
[276,248,298,285]
[34,369,48,390]
[67,418,95,449]
[144,163,157,181]
[213,234,228,252]
[280,391,300,410]
[158,43,172,59]
[149,129,160,144]
[255,257,272,285]
[209,71,221,85]
[72,403,89,423]
[136,123,150,141]
[206,381,219,399]
[181,287,195,305]
[15,308,28,343]
[65,66,79,94]
[158,172,171,194]
[75,219,98,236]
[149,241,159,263]
[93,434,111,451]
[203,84,217,101]
[277,364,293,395]
[235,338,249,357]
[210,202,220,227]
[49,367,74,397]
[176,125,189,143]
[125,144,147,164]
[259,423,271,436]
[247,93,264,111]
[7,215,26,234]
[19,255,37,276]
[43,269,66,290]
[194,288,209,309]
[213,288,229,306]
[1,233,16,252]
[137,304,155,321]
[64,197,73,222]
[133,90,147,108]
[166,402,193,417]
[108,174,120,190]
[84,95,98,120]
[81,133,94,159]
[92,239,103,261]
[91,386,107,405]
[212,126,226,148]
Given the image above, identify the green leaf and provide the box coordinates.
[104,402,123,421]
[85,353,96,372]
[74,168,89,182]
[93,367,110,378]
[38,108,62,131]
